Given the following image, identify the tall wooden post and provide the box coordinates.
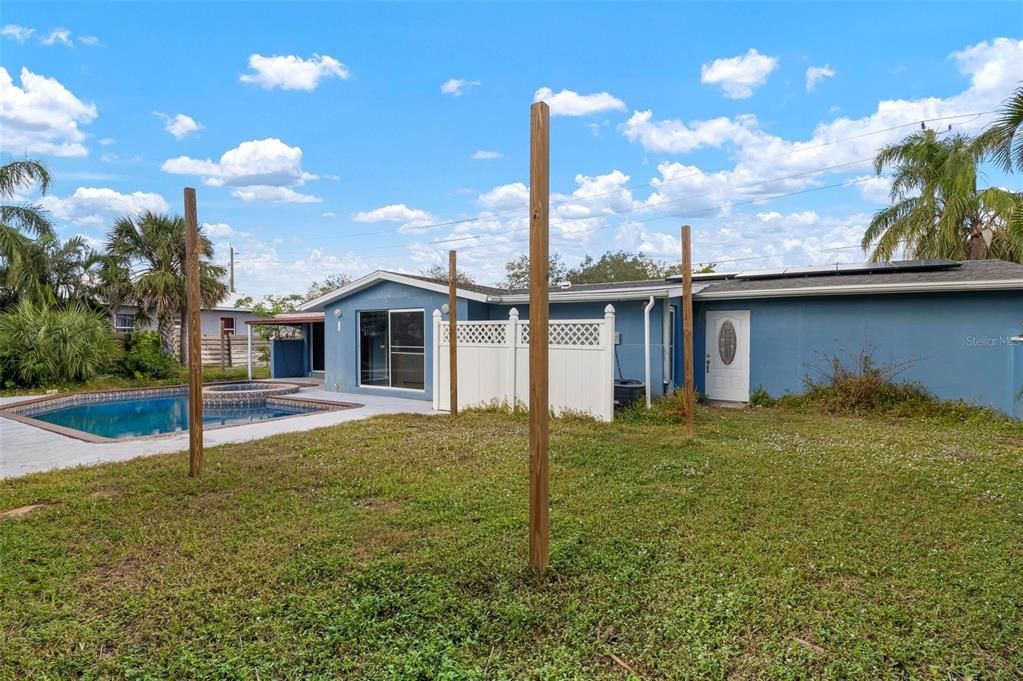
[448,249,458,417]
[681,225,695,440]
[184,188,204,476]
[528,101,550,574]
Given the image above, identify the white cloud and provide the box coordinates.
[440,78,480,96]
[202,222,235,238]
[806,65,836,92]
[700,48,778,99]
[1,25,35,42]
[855,174,893,204]
[161,138,321,202]
[231,186,322,203]
[471,149,503,160]
[233,245,375,297]
[619,111,762,154]
[353,203,435,233]
[41,187,169,227]
[321,211,335,217]
[619,37,1023,206]
[41,28,73,47]
[98,137,115,146]
[154,112,203,139]
[78,35,100,46]
[239,53,350,91]
[477,182,529,212]
[533,87,626,116]
[0,67,97,157]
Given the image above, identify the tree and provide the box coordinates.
[420,264,477,287]
[305,273,352,301]
[976,86,1023,173]
[6,235,98,308]
[566,250,674,283]
[861,130,1020,263]
[503,253,569,288]
[0,160,56,304]
[104,212,228,360]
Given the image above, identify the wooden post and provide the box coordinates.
[448,249,458,416]
[681,225,695,440]
[528,101,550,574]
[184,188,204,476]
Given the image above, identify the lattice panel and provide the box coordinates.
[519,322,601,346]
[440,323,506,345]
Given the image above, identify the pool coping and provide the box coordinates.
[0,382,363,444]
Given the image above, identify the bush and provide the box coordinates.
[617,387,693,424]
[0,301,118,386]
[114,331,179,379]
[749,386,775,407]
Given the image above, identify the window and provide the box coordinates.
[718,320,737,366]
[115,313,135,332]
[220,316,236,335]
[359,309,425,390]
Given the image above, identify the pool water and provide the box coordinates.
[32,395,312,440]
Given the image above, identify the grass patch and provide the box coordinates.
[2,409,1022,678]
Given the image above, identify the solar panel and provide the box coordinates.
[732,259,961,281]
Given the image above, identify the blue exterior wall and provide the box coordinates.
[323,281,463,401]
[693,291,1023,417]
[488,299,673,393]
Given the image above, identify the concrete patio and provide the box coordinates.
[0,388,438,479]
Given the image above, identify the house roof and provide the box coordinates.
[695,259,1023,299]
[247,312,325,326]
[299,260,1023,310]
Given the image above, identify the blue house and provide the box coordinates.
[261,260,1023,417]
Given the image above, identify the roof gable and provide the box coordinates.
[300,270,491,310]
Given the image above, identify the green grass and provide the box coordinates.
[0,365,270,397]
[2,407,1021,679]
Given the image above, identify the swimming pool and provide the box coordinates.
[2,384,352,441]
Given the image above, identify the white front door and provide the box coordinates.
[705,310,750,402]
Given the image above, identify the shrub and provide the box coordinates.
[749,386,775,407]
[617,387,692,424]
[0,301,118,386]
[114,331,179,379]
[794,346,930,415]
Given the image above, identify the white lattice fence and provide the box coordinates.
[434,306,615,421]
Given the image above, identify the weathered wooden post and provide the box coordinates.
[681,225,695,440]
[529,101,550,574]
[448,249,458,416]
[184,188,204,476]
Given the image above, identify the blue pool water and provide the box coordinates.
[31,395,312,439]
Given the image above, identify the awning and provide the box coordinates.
[246,312,325,326]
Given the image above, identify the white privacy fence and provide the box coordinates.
[433,305,616,421]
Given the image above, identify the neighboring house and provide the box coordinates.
[112,292,260,338]
[259,260,1023,417]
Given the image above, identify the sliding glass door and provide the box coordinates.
[359,309,424,390]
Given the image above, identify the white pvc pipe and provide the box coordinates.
[643,296,655,408]
[246,323,253,380]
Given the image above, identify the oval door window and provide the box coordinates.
[718,320,737,366]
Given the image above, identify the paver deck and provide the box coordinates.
[0,388,437,479]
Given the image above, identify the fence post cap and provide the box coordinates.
[604,304,615,315]
[432,309,442,319]
[509,307,519,320]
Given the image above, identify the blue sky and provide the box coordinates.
[2,2,1021,296]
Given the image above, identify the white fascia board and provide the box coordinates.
[300,270,490,310]
[490,285,684,304]
[693,279,1023,300]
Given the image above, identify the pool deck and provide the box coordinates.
[0,387,438,479]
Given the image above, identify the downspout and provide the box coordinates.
[644,296,655,408]
[662,299,670,395]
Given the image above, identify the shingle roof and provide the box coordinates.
[697,259,1023,295]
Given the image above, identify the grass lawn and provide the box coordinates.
[2,407,1021,679]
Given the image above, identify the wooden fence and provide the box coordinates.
[172,335,270,368]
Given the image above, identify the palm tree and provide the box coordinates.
[861,130,1021,263]
[105,212,228,360]
[976,86,1023,173]
[5,235,98,308]
[0,160,56,300]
